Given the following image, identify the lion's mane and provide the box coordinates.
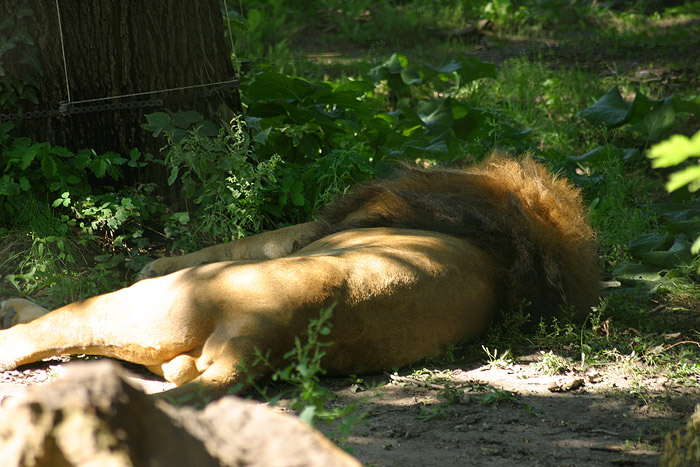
[319,156,600,323]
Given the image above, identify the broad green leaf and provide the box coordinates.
[167,166,179,185]
[666,165,700,192]
[253,127,272,144]
[0,176,19,196]
[417,98,453,135]
[430,58,463,75]
[380,53,406,74]
[49,145,73,158]
[143,112,173,136]
[672,95,700,119]
[640,234,693,267]
[91,159,107,178]
[312,90,369,111]
[247,9,263,33]
[74,153,91,169]
[612,261,663,282]
[637,98,675,140]
[691,236,700,255]
[368,53,409,86]
[172,212,190,225]
[334,80,375,94]
[455,56,497,83]
[0,120,14,137]
[296,133,319,157]
[291,181,305,206]
[629,232,669,256]
[648,131,700,168]
[246,72,317,102]
[400,67,422,85]
[41,154,58,178]
[577,85,632,128]
[172,110,203,129]
[20,150,35,169]
[570,146,609,163]
[195,120,220,137]
[625,91,660,126]
[299,406,316,427]
[246,102,288,118]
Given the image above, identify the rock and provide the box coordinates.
[547,377,585,393]
[0,360,360,467]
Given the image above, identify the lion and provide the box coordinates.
[0,156,600,398]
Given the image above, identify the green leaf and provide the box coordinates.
[296,133,319,158]
[625,91,660,126]
[247,8,263,32]
[91,159,107,178]
[0,176,19,196]
[291,181,305,206]
[672,95,700,119]
[640,234,693,268]
[666,165,700,192]
[18,177,29,191]
[454,56,498,83]
[21,150,35,170]
[172,212,190,225]
[637,98,675,141]
[41,155,58,178]
[648,131,700,168]
[629,232,670,256]
[246,72,317,102]
[195,120,220,137]
[691,236,700,255]
[417,98,453,135]
[569,146,609,163]
[49,145,74,158]
[143,112,174,137]
[400,67,422,86]
[74,152,91,169]
[0,120,14,138]
[253,127,272,144]
[172,111,203,129]
[334,80,375,94]
[612,261,663,282]
[167,166,179,185]
[299,405,316,426]
[577,85,633,128]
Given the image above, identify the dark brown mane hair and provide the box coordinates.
[319,155,600,324]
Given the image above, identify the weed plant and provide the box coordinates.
[240,305,365,443]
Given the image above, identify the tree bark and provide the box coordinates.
[1,0,240,156]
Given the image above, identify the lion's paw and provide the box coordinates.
[0,299,50,328]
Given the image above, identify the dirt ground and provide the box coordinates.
[1,352,697,466]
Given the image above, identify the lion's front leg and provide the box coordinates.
[0,299,51,329]
[137,221,325,279]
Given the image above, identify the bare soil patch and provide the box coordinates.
[1,354,696,466]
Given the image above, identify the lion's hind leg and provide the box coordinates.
[154,336,266,401]
[0,298,50,329]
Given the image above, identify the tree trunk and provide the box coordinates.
[1,0,240,157]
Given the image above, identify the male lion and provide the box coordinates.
[0,156,599,398]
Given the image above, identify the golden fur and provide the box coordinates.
[0,156,599,397]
